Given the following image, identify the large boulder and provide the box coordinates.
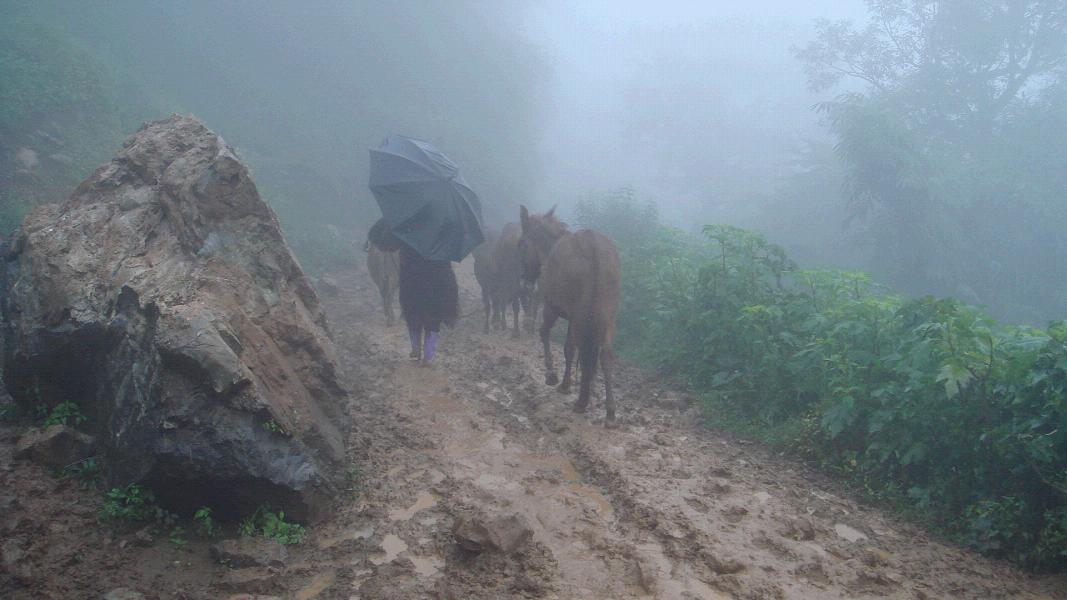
[0,115,348,520]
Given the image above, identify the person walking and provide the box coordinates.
[367,134,484,364]
[368,218,458,364]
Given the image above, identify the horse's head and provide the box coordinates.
[518,204,567,288]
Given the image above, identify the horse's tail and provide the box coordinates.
[577,233,601,410]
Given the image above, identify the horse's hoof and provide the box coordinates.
[409,350,420,359]
[511,330,521,340]
[604,418,619,429]
[572,402,588,414]
[556,382,571,395]
[545,373,559,386]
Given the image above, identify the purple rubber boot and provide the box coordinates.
[422,331,438,365]
[408,325,422,359]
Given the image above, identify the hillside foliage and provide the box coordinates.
[0,21,146,234]
[578,190,1067,571]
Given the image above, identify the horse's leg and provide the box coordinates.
[383,287,395,327]
[510,295,521,339]
[481,288,491,334]
[602,348,616,423]
[558,323,575,394]
[520,291,534,334]
[492,294,503,331]
[540,304,560,386]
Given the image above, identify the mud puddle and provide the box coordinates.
[388,490,437,521]
[369,534,408,566]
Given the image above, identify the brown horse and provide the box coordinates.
[518,205,621,421]
[364,239,400,326]
[490,222,532,338]
[474,224,541,337]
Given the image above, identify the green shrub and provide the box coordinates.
[193,507,219,538]
[579,191,1067,571]
[60,456,102,489]
[239,507,304,545]
[100,484,173,526]
[42,401,86,427]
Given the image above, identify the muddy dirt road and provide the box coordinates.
[3,256,1066,599]
[312,258,1067,599]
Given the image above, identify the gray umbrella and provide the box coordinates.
[369,135,484,262]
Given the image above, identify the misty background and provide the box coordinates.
[2,0,1064,323]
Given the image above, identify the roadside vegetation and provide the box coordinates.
[0,20,151,234]
[578,189,1067,571]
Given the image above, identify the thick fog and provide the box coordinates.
[525,1,868,226]
[5,0,1066,322]
[12,0,866,223]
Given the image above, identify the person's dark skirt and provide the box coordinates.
[398,245,458,332]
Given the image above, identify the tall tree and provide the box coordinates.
[798,1,1067,134]
[794,0,1067,322]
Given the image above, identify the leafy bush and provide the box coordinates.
[100,484,176,527]
[579,192,1067,571]
[42,401,86,427]
[60,456,102,489]
[100,483,192,549]
[193,507,219,538]
[261,418,288,436]
[239,507,304,545]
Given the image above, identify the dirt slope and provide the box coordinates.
[3,255,1066,599]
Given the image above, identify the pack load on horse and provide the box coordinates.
[517,205,621,422]
[368,135,484,364]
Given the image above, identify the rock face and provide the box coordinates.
[0,115,348,520]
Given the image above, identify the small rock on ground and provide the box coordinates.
[211,538,289,568]
[452,512,533,554]
[15,424,95,469]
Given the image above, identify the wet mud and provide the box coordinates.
[2,254,1066,599]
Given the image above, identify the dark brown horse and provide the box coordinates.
[518,206,621,421]
[491,222,531,338]
[474,224,541,337]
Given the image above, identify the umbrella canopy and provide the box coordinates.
[369,135,484,262]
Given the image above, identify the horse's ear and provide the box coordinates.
[520,205,530,233]
[546,204,557,218]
